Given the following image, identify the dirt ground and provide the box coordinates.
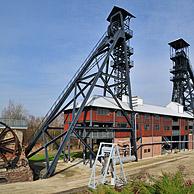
[1,150,194,194]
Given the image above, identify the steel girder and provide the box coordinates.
[26,6,136,178]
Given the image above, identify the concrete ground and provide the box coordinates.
[1,150,194,194]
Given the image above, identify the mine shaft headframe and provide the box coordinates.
[107,6,135,103]
[25,7,137,178]
[107,6,135,38]
[169,38,194,113]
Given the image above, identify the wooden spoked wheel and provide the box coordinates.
[0,122,21,168]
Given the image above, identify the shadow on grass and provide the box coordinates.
[28,150,85,180]
[54,159,84,176]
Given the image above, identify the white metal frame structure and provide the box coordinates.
[88,142,127,189]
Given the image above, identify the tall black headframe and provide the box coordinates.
[25,6,137,178]
[169,38,194,113]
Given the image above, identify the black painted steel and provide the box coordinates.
[169,38,194,113]
[26,6,136,178]
[0,122,21,168]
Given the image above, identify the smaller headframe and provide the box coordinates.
[168,38,190,50]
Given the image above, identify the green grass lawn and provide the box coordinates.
[29,150,84,162]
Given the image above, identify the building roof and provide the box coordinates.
[168,38,190,50]
[65,95,132,111]
[133,98,193,119]
[107,6,135,22]
[65,95,193,119]
[134,103,193,118]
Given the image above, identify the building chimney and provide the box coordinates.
[132,96,143,107]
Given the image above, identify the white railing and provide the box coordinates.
[0,118,27,128]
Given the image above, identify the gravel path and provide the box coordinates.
[0,150,194,194]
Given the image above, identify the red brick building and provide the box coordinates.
[64,95,194,159]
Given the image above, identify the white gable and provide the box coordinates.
[166,102,184,114]
[133,97,193,118]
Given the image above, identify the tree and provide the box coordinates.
[1,100,28,120]
[25,115,43,145]
[26,113,64,146]
[1,100,65,147]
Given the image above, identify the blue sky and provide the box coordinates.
[0,0,194,116]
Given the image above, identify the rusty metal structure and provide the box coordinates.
[0,122,21,169]
[169,38,194,113]
[25,6,137,178]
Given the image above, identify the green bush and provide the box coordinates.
[90,169,194,194]
[92,185,119,194]
[153,171,194,194]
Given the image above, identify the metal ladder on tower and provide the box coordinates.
[88,142,127,189]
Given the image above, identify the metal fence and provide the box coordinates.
[0,118,27,129]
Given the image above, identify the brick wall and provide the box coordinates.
[0,166,33,184]
[188,134,193,150]
[137,136,162,159]
[114,138,130,156]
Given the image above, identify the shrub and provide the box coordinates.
[153,171,194,194]
[92,185,119,194]
[90,168,194,194]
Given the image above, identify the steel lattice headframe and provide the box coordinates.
[169,38,194,114]
[25,6,137,178]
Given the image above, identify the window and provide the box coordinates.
[173,117,178,122]
[164,116,171,121]
[117,123,127,128]
[144,149,151,153]
[154,124,160,130]
[164,126,171,130]
[144,114,150,119]
[155,115,160,119]
[144,124,150,130]
[116,110,122,116]
[185,126,188,130]
[97,108,109,115]
[189,125,193,129]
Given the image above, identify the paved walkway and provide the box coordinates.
[0,151,194,194]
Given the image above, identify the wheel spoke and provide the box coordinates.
[0,137,15,146]
[0,122,21,167]
[0,127,9,140]
[0,146,15,154]
[0,153,8,163]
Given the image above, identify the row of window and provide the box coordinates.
[96,109,172,121]
[144,114,171,120]
[119,124,185,130]
[75,122,189,131]
[96,109,123,116]
[117,123,127,128]
[97,108,110,115]
[144,124,160,130]
[96,109,190,131]
[139,125,188,131]
[137,124,170,130]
